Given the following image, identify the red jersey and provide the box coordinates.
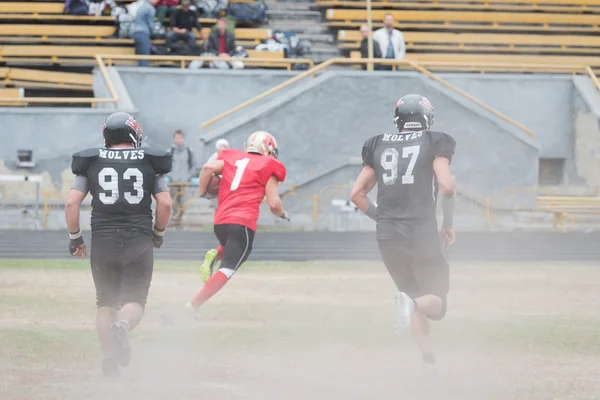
[215,149,286,231]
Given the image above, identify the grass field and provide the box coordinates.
[1,259,599,400]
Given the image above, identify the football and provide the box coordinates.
[206,174,221,197]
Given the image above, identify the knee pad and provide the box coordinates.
[427,296,447,321]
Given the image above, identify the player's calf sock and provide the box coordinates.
[216,245,224,261]
[190,270,229,308]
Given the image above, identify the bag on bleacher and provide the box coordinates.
[151,22,167,40]
[196,0,228,18]
[64,0,89,15]
[127,0,144,18]
[226,1,268,25]
[255,39,287,55]
[117,13,135,39]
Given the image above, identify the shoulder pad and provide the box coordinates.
[71,148,100,176]
[144,147,172,175]
[361,134,382,168]
[270,158,286,182]
[429,131,456,161]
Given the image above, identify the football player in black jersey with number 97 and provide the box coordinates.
[65,112,172,376]
[350,94,456,372]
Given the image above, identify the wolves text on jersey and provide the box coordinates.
[382,131,423,142]
[98,149,145,160]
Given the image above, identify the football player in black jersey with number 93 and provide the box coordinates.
[350,94,456,372]
[65,112,172,377]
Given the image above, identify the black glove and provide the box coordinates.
[152,226,165,249]
[280,210,290,222]
[69,233,85,255]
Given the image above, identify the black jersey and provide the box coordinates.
[71,147,172,234]
[361,130,456,240]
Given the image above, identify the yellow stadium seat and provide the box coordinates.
[404,53,600,68]
[0,24,117,38]
[326,9,600,31]
[0,87,26,106]
[316,0,600,12]
[338,30,600,54]
[0,2,64,14]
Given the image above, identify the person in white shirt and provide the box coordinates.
[372,13,406,70]
[208,138,230,162]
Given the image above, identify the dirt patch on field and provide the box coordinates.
[1,262,599,400]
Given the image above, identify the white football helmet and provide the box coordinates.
[245,131,279,158]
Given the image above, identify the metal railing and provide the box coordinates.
[1,180,599,231]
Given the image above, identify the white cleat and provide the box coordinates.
[393,292,414,334]
[185,302,201,320]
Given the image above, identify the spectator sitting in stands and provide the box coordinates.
[156,0,179,26]
[204,17,242,69]
[208,138,230,162]
[166,0,202,50]
[373,13,406,71]
[359,24,382,70]
[133,0,160,67]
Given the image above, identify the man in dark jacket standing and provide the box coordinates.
[359,24,382,70]
[166,0,202,49]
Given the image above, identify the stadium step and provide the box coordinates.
[297,32,335,44]
[267,9,323,23]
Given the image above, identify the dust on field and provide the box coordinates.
[1,261,599,400]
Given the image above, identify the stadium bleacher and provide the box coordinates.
[316,0,600,12]
[0,0,286,106]
[318,0,600,69]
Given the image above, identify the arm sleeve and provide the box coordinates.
[170,9,177,28]
[148,151,173,174]
[396,30,406,60]
[434,132,456,164]
[361,138,375,168]
[206,32,216,53]
[71,175,89,195]
[196,12,202,31]
[153,175,169,194]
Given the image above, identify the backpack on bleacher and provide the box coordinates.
[195,0,228,18]
[151,22,167,40]
[63,0,89,15]
[117,12,135,39]
[226,1,268,25]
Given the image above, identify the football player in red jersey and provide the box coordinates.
[187,131,289,312]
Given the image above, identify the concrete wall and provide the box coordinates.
[573,76,600,188]
[116,68,298,153]
[442,74,573,158]
[0,108,114,199]
[204,71,539,205]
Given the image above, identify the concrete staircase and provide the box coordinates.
[265,0,340,63]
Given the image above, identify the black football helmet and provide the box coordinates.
[393,94,435,132]
[102,112,143,148]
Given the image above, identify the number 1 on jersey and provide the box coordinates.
[380,145,421,185]
[230,158,250,191]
